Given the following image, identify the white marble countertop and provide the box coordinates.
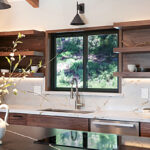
[0,105,150,123]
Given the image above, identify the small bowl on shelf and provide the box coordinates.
[31,66,38,73]
[0,69,9,74]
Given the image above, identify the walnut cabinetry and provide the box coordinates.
[113,20,150,78]
[140,122,150,137]
[27,114,89,131]
[0,112,89,131]
[9,113,27,125]
[0,112,27,125]
[1,112,150,137]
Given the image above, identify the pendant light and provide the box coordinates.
[0,0,11,9]
[70,2,85,26]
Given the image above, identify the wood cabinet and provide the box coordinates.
[140,122,150,137]
[9,113,27,125]
[0,112,27,125]
[1,111,150,137]
[0,112,89,131]
[113,20,150,78]
[27,114,89,131]
[0,30,45,78]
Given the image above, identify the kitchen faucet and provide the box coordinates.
[70,77,83,109]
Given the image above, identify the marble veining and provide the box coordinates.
[0,105,150,123]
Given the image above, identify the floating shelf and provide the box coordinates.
[0,72,44,78]
[0,30,44,36]
[114,72,150,78]
[113,20,150,29]
[0,51,44,57]
[114,46,150,53]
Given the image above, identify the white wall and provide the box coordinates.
[0,0,150,31]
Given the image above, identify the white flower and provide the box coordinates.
[0,84,4,88]
[3,89,9,95]
[13,88,18,95]
[10,57,15,61]
[9,52,14,57]
[21,34,25,38]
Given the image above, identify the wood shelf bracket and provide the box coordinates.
[26,0,39,8]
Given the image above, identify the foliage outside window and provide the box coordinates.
[51,30,118,92]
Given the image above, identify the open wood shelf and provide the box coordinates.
[0,72,44,78]
[114,20,150,29]
[0,51,44,56]
[114,72,150,78]
[114,46,150,53]
[0,30,44,36]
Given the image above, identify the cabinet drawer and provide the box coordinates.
[91,119,139,136]
[9,113,27,125]
[27,114,89,131]
[140,122,150,137]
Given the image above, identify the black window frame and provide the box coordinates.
[50,29,119,93]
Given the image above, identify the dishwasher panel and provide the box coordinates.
[91,119,139,136]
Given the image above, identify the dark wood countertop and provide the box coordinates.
[0,131,150,150]
[0,132,54,150]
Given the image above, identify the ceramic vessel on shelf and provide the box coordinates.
[127,64,137,72]
[0,69,9,74]
[0,104,9,144]
[31,66,38,73]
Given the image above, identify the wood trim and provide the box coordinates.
[46,25,114,34]
[45,33,51,91]
[114,72,150,78]
[0,73,44,78]
[114,20,150,29]
[0,51,43,57]
[118,29,123,93]
[26,0,39,8]
[0,30,43,36]
[114,46,150,53]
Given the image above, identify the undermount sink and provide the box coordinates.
[39,108,94,114]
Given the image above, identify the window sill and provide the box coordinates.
[43,91,123,97]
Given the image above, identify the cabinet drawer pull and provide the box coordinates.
[12,115,24,118]
[92,121,135,128]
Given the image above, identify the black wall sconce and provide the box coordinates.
[0,0,11,9]
[70,2,85,26]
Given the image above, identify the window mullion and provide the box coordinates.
[83,34,88,89]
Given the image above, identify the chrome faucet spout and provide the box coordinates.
[70,77,83,109]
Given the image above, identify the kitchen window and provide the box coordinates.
[50,29,118,92]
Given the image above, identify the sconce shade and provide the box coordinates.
[0,0,11,9]
[70,13,85,25]
[70,2,85,26]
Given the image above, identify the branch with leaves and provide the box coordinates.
[0,33,63,103]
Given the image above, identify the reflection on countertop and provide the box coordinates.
[1,130,150,150]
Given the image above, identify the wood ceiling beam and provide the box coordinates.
[26,0,39,8]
